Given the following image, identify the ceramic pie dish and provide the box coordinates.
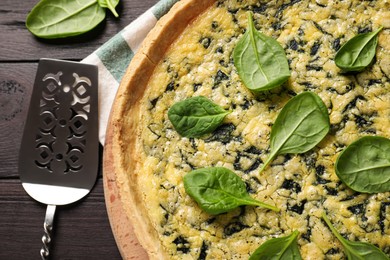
[103,0,390,259]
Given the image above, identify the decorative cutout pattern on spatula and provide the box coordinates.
[35,72,93,174]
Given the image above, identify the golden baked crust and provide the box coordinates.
[104,0,390,259]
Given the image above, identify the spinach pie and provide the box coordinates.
[104,0,390,259]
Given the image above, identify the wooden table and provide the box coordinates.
[0,0,156,259]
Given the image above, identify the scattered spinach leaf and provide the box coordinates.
[183,167,279,214]
[335,136,390,193]
[322,212,389,260]
[249,230,302,260]
[168,96,230,138]
[335,27,383,72]
[26,0,120,39]
[233,12,290,93]
[259,92,330,173]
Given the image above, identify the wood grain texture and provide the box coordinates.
[0,63,35,178]
[0,0,158,259]
[0,0,158,61]
[0,179,121,260]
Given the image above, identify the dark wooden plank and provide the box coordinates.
[0,178,121,260]
[0,63,36,178]
[0,0,158,61]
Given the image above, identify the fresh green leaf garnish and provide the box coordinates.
[183,167,279,215]
[335,27,383,72]
[26,0,120,39]
[322,212,389,260]
[249,230,302,260]
[168,96,230,138]
[259,92,330,173]
[335,136,390,193]
[233,12,290,93]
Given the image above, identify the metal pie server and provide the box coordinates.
[19,59,98,259]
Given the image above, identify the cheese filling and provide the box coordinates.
[135,0,390,258]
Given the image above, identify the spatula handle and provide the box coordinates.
[40,204,56,260]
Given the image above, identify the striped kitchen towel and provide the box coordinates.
[82,0,179,144]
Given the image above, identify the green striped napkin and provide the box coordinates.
[82,0,179,144]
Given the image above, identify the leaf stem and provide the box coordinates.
[322,212,357,255]
[106,0,119,17]
[322,212,345,243]
[323,212,389,259]
[247,198,280,212]
[259,151,277,174]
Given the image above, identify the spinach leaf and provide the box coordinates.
[168,96,230,138]
[335,27,383,72]
[322,212,389,260]
[335,136,390,193]
[233,12,290,93]
[249,230,302,260]
[183,167,279,214]
[26,0,120,39]
[259,92,330,173]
